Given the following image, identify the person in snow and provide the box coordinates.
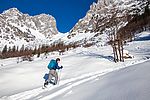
[44,58,63,87]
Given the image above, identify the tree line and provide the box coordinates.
[0,42,81,59]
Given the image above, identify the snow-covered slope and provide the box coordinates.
[54,60,150,100]
[0,31,150,100]
[0,8,59,50]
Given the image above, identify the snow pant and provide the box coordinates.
[47,69,58,84]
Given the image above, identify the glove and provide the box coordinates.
[60,66,63,69]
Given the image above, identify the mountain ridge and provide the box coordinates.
[0,8,59,50]
[68,0,149,43]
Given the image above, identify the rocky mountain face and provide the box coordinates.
[68,0,149,44]
[0,8,58,49]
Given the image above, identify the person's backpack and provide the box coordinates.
[43,73,49,81]
[48,59,56,69]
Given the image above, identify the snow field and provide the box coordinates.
[0,31,150,100]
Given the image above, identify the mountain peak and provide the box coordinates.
[2,8,22,16]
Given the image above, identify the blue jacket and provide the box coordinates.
[48,59,60,70]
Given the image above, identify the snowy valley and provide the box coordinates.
[0,0,150,100]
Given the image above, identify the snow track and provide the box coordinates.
[1,66,131,100]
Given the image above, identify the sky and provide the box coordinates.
[0,0,97,33]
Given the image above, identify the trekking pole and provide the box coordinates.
[58,69,62,85]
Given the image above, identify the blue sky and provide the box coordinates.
[0,0,97,33]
